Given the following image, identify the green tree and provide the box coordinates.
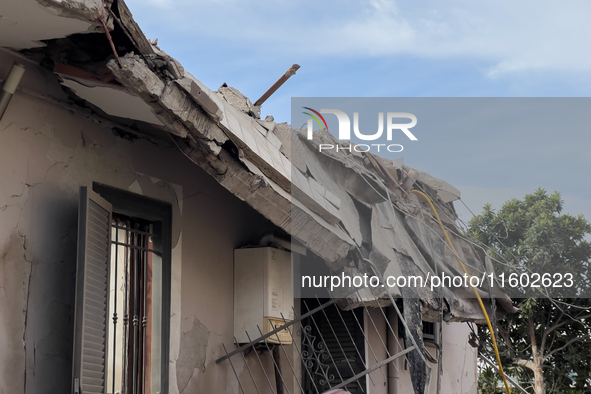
[468,189,591,394]
[478,365,505,394]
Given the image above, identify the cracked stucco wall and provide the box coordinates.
[176,317,209,392]
[0,56,182,393]
[0,54,286,394]
[171,154,284,394]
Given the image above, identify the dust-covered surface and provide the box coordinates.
[0,1,503,393]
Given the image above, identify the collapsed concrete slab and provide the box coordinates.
[1,0,515,325]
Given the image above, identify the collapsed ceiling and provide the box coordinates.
[0,0,516,325]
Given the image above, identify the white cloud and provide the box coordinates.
[145,0,172,8]
[485,61,532,78]
[127,0,591,77]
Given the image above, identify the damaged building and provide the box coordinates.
[0,1,515,393]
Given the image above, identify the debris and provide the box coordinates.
[253,64,300,107]
[5,0,514,324]
[217,83,259,118]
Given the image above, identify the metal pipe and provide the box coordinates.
[132,224,140,394]
[112,219,119,394]
[122,222,130,394]
[255,325,291,394]
[258,232,306,255]
[267,321,305,393]
[0,62,25,120]
[141,229,148,394]
[272,345,285,394]
[253,64,300,107]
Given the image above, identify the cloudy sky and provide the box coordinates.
[127,0,591,223]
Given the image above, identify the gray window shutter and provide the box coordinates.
[72,187,112,394]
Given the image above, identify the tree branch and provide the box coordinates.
[542,311,566,341]
[513,358,536,371]
[544,336,591,361]
[529,317,537,357]
[542,312,591,353]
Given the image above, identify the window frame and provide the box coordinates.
[92,182,173,394]
[422,321,439,345]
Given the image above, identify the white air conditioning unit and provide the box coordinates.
[234,247,293,344]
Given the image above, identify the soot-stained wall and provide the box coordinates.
[0,54,280,394]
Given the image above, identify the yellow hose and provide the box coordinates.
[410,190,512,394]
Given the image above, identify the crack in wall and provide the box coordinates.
[22,234,32,394]
[176,317,210,393]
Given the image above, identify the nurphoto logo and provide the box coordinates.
[302,107,418,153]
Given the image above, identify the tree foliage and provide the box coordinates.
[468,189,591,393]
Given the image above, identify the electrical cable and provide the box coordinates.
[409,189,512,394]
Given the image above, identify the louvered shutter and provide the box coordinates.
[320,306,365,394]
[72,187,112,394]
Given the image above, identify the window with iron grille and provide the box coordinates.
[300,299,366,394]
[106,213,160,394]
[72,185,172,394]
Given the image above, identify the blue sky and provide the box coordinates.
[127,0,591,223]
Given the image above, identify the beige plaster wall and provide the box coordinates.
[0,52,477,394]
[0,53,281,394]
